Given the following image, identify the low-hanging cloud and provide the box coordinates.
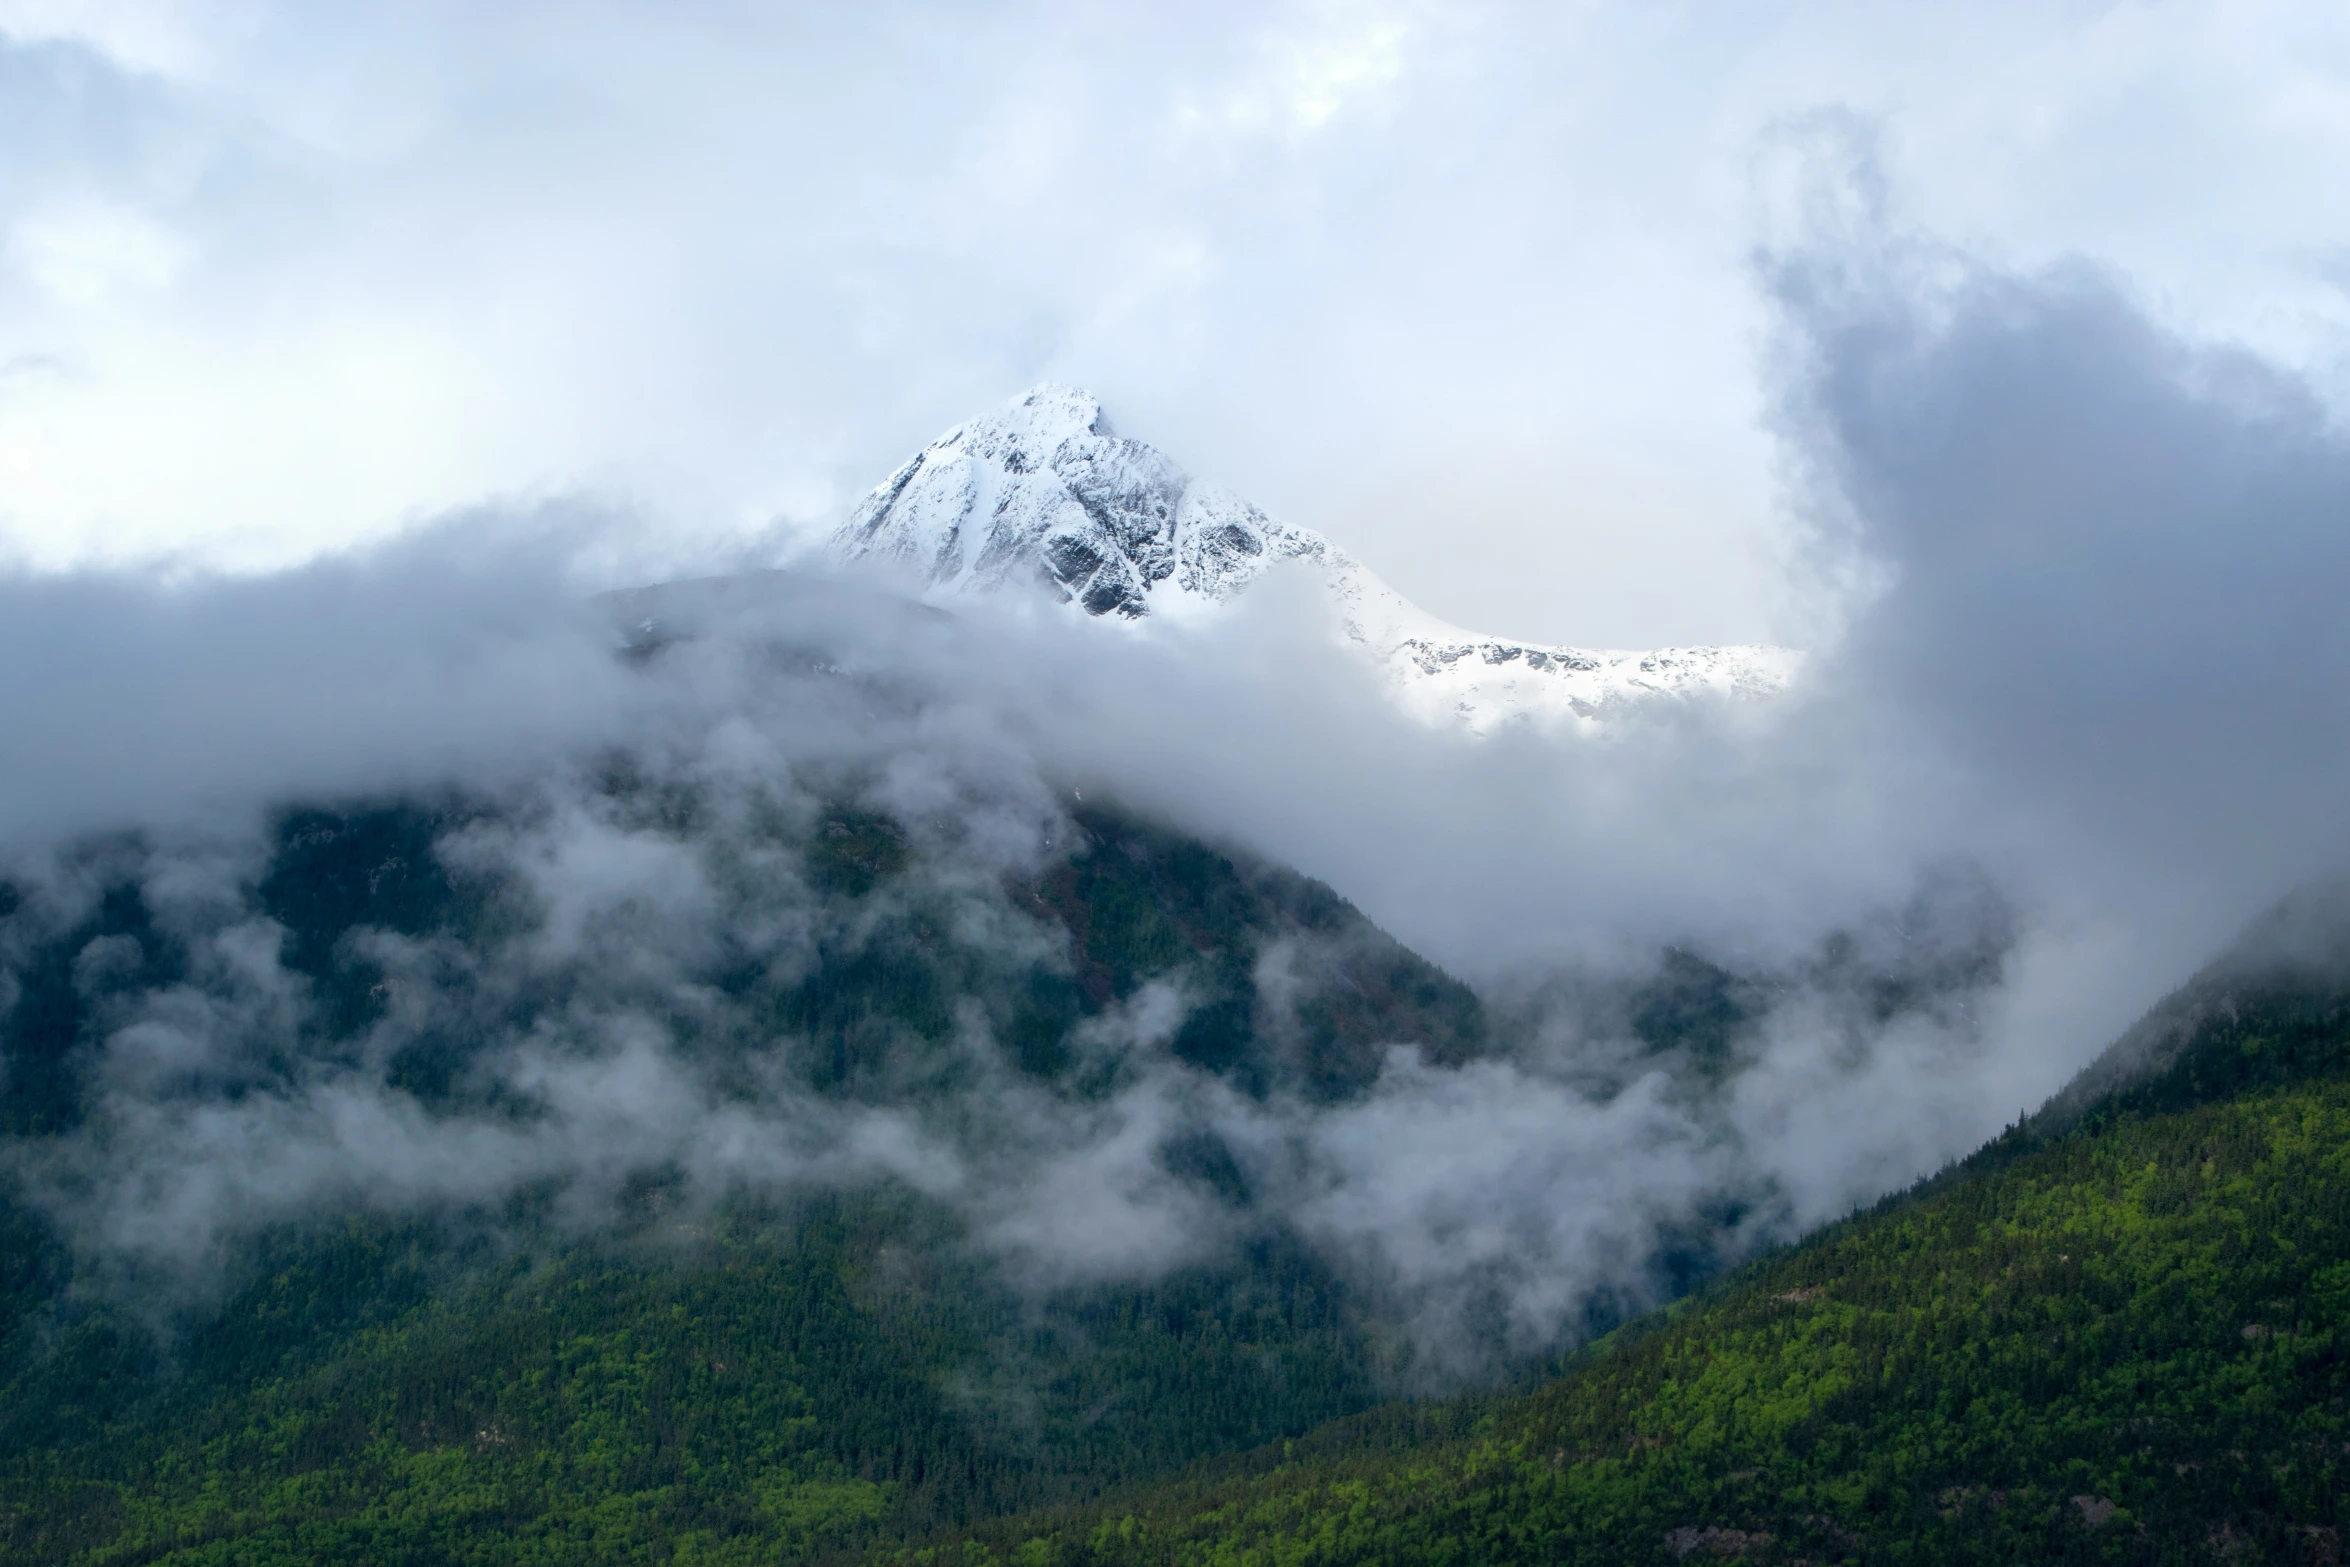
[1762,143,2350,1003]
[0,510,645,847]
[5,175,2350,1379]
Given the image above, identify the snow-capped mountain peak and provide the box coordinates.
[831,384,1313,618]
[832,385,1798,728]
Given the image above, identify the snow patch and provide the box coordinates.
[832,385,1798,730]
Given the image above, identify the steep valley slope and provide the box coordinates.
[913,891,2350,1566]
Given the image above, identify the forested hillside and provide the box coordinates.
[6,781,2343,1566]
[910,905,2350,1565]
[0,791,1498,1564]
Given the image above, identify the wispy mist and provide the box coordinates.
[0,512,641,846]
[5,176,2349,1376]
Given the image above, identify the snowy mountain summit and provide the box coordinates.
[831,385,1797,728]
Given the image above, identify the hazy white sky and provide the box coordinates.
[6,0,2350,646]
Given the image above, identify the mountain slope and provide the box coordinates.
[14,862,2345,1566]
[2027,879,2350,1137]
[830,387,1798,730]
[0,791,1501,1565]
[904,896,2350,1565]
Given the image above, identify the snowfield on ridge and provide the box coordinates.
[830,385,1799,731]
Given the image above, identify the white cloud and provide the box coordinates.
[4,3,2349,645]
[9,196,186,304]
[0,0,234,78]
[1179,0,1419,137]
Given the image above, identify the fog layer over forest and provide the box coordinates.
[4,192,2347,1374]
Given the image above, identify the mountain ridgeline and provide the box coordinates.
[830,385,1796,730]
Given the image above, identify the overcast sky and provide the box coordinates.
[7,0,2350,646]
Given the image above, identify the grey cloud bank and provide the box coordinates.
[0,515,644,848]
[1771,194,2350,980]
[1,202,2347,1375]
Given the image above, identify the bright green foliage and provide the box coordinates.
[8,785,2348,1565]
[0,797,1483,1565]
[0,1197,1393,1564]
[908,981,2350,1564]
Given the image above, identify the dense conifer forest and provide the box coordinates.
[1,795,2345,1564]
[908,928,2350,1564]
